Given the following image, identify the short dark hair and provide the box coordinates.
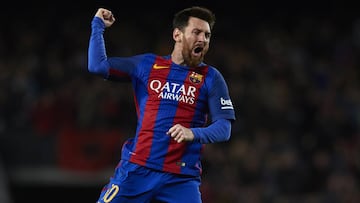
[172,6,216,31]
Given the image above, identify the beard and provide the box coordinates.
[182,50,200,67]
[182,49,203,67]
[181,39,207,67]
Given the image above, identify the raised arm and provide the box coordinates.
[87,8,115,76]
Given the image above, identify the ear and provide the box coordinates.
[173,28,182,42]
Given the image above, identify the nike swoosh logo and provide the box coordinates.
[153,64,169,69]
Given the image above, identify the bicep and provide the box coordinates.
[208,73,235,122]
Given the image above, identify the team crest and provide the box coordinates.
[189,72,203,84]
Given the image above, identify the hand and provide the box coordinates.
[95,8,115,28]
[167,124,195,143]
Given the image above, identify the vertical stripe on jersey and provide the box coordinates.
[130,57,171,165]
[163,66,208,173]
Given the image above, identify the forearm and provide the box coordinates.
[88,17,110,76]
[191,119,232,144]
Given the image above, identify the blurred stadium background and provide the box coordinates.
[1,1,359,203]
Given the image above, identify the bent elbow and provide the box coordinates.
[88,61,108,76]
[88,63,98,73]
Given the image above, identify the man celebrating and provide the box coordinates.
[88,6,235,203]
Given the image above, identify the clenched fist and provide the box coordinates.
[95,8,115,28]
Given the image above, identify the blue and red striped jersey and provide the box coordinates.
[88,17,235,176]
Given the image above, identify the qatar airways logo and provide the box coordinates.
[149,80,196,104]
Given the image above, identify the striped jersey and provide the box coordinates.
[88,17,235,176]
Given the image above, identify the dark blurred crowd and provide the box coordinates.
[1,3,360,203]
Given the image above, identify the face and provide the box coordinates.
[179,17,211,67]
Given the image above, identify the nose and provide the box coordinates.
[198,32,207,42]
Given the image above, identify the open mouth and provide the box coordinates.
[194,47,203,54]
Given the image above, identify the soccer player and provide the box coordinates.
[88,6,236,203]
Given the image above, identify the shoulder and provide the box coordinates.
[202,63,223,78]
[133,53,169,62]
[200,64,229,88]
[132,53,156,59]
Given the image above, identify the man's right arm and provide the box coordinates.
[88,8,115,77]
[87,8,144,81]
[87,16,110,77]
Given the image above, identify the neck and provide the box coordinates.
[170,52,185,66]
[170,44,185,66]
